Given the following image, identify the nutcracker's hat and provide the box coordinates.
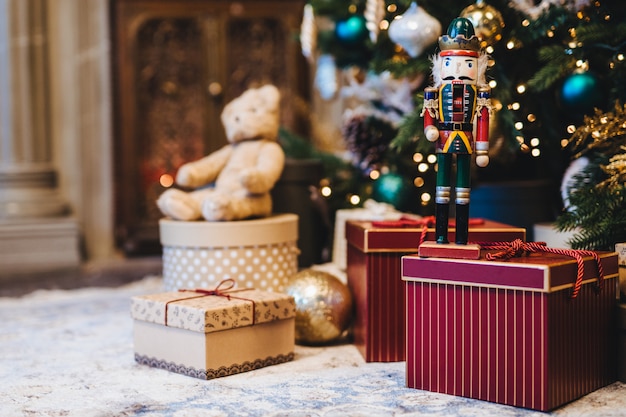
[439,17,480,57]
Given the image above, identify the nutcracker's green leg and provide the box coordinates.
[435,153,452,244]
[455,154,471,244]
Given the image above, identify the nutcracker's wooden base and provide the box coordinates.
[418,241,481,260]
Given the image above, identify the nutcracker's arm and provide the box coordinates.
[475,87,491,167]
[422,87,439,142]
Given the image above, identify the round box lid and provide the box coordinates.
[159,214,298,247]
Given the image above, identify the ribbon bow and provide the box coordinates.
[164,279,256,326]
[480,239,605,299]
[179,278,237,299]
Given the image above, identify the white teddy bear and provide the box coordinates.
[156,85,285,221]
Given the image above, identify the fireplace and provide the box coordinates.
[110,0,309,255]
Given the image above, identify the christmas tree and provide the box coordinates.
[288,0,626,250]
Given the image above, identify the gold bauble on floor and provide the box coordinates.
[285,269,353,345]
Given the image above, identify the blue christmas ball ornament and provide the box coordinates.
[335,15,368,44]
[371,172,413,209]
[559,72,603,115]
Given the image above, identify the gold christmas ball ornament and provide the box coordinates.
[285,269,353,345]
[460,0,505,48]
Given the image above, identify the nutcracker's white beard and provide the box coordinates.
[430,52,489,88]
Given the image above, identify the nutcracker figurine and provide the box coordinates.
[421,17,491,250]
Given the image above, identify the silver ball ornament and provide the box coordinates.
[285,269,353,345]
[388,2,441,58]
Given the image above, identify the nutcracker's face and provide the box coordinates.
[440,55,478,85]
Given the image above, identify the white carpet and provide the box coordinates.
[1,276,625,417]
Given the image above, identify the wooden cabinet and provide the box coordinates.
[110,0,309,255]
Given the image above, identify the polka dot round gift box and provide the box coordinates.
[159,214,299,292]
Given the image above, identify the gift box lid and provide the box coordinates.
[131,280,296,333]
[159,213,298,247]
[347,218,526,253]
[402,250,619,293]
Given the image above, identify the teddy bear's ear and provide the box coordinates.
[257,85,280,111]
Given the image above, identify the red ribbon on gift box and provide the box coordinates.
[371,216,485,247]
[164,278,257,326]
[480,239,606,299]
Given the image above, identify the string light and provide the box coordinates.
[159,174,174,188]
[414,177,425,187]
[417,163,429,172]
[413,153,423,163]
[349,194,361,205]
[369,170,380,180]
[427,154,437,164]
[514,121,524,130]
[321,186,332,197]
[516,84,526,94]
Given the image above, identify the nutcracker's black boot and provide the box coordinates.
[455,203,469,245]
[435,203,450,244]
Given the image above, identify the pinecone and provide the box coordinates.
[343,114,396,172]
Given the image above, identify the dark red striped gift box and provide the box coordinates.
[401,250,619,411]
[345,219,525,362]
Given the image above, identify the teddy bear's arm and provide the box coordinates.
[176,145,233,188]
[239,141,285,194]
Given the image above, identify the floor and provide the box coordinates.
[0,256,162,297]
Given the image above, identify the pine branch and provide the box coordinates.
[511,5,572,45]
[389,101,434,155]
[556,184,626,250]
[370,54,432,79]
[576,22,626,46]
[526,45,575,91]
[556,150,626,251]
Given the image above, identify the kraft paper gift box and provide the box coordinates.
[401,248,619,411]
[160,213,299,292]
[346,218,525,362]
[131,280,296,380]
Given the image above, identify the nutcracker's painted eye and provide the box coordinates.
[444,58,451,67]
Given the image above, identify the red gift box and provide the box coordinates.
[346,218,525,362]
[401,248,619,411]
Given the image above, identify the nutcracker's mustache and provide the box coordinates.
[442,76,474,81]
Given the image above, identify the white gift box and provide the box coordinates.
[160,214,299,292]
[131,283,296,379]
[332,200,402,270]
